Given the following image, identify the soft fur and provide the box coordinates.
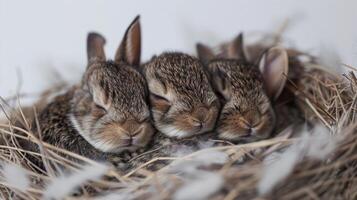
[24,16,154,159]
[197,33,288,142]
[142,52,220,138]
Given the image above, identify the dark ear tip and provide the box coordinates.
[134,15,140,22]
[130,15,141,27]
[196,43,204,49]
[87,32,106,45]
[196,43,210,51]
[234,32,244,43]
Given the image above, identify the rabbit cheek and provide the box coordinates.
[175,116,199,135]
[93,124,139,153]
[99,121,154,152]
[158,124,191,138]
[252,122,273,139]
[217,124,251,141]
[252,113,275,139]
[156,113,192,138]
[170,111,214,138]
[217,116,274,142]
[216,113,253,141]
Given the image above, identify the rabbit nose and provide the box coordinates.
[195,106,209,122]
[129,127,143,137]
[121,119,142,136]
[244,110,261,128]
[121,137,132,146]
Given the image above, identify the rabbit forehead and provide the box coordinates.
[211,60,265,96]
[146,52,214,103]
[86,62,149,115]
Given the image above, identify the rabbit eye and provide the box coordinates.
[138,117,150,123]
[150,93,171,113]
[95,104,106,111]
[150,93,170,103]
[92,103,107,118]
[208,98,220,108]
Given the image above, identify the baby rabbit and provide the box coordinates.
[196,34,288,142]
[142,53,220,138]
[26,16,154,159]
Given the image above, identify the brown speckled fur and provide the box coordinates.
[217,33,306,132]
[26,87,110,161]
[142,52,220,138]
[205,58,274,141]
[145,52,214,107]
[197,34,288,142]
[20,16,155,163]
[105,52,224,172]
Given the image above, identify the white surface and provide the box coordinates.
[1,0,357,100]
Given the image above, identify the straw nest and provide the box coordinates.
[0,32,356,200]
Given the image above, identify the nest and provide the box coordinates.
[0,32,356,200]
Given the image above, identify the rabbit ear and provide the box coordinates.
[258,46,289,100]
[196,43,215,65]
[115,15,141,66]
[227,33,248,62]
[87,32,106,64]
[211,67,232,101]
[196,44,231,100]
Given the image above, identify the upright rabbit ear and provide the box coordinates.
[196,43,215,66]
[227,33,248,62]
[258,46,289,100]
[87,32,106,64]
[115,15,141,66]
[211,67,232,101]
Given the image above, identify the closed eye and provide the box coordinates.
[149,93,171,114]
[92,103,107,117]
[95,104,107,112]
[208,98,220,108]
[150,93,170,103]
[138,117,151,123]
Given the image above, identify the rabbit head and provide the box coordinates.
[142,53,220,138]
[197,34,288,142]
[70,16,154,153]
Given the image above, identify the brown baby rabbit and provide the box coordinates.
[25,16,154,160]
[142,53,220,138]
[197,34,288,142]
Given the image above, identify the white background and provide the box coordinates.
[1,0,357,101]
